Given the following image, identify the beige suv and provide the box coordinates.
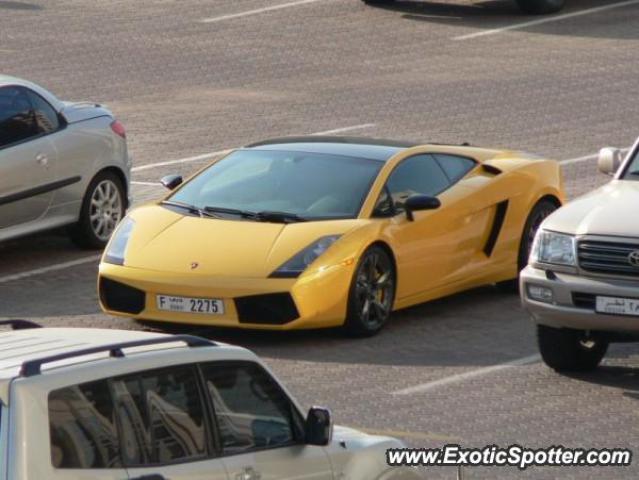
[520,140,639,372]
[0,321,420,480]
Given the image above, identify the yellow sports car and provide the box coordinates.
[99,137,564,336]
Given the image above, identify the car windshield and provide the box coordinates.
[168,149,383,220]
[622,150,639,180]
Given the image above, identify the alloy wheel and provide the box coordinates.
[354,251,394,330]
[89,179,123,241]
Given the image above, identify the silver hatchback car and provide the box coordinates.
[0,76,131,248]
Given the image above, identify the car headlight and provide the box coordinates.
[270,235,341,278]
[103,217,135,265]
[530,230,576,266]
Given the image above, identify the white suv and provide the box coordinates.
[0,321,420,480]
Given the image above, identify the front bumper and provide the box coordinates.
[520,265,639,333]
[98,261,353,330]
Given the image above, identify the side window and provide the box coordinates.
[111,366,208,466]
[385,154,450,211]
[201,362,302,455]
[48,380,121,469]
[0,86,37,148]
[26,90,60,134]
[434,154,476,183]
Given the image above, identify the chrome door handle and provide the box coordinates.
[35,153,49,166]
[235,467,261,480]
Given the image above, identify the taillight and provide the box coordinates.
[110,120,126,138]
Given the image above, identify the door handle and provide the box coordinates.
[35,153,49,166]
[129,475,166,480]
[235,467,261,480]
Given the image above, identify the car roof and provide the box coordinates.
[0,75,64,111]
[0,327,235,382]
[244,136,421,162]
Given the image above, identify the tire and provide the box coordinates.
[537,325,608,372]
[515,0,564,14]
[68,171,126,249]
[343,245,396,337]
[496,198,558,293]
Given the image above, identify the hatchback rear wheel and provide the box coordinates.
[69,171,125,249]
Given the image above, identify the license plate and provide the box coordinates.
[595,296,639,317]
[156,295,224,315]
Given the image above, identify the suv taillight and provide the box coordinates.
[110,120,126,138]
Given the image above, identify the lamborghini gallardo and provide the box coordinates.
[98,137,564,336]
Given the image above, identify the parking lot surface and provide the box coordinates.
[1,0,638,478]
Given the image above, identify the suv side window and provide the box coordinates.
[0,86,37,148]
[48,380,121,469]
[383,154,451,212]
[25,89,60,134]
[111,366,208,466]
[434,154,476,183]
[201,361,303,455]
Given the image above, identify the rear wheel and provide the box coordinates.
[538,325,608,372]
[497,198,558,293]
[343,246,396,337]
[69,171,125,249]
[515,0,564,14]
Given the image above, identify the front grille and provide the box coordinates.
[577,240,639,277]
[99,277,146,314]
[572,292,596,309]
[234,293,299,325]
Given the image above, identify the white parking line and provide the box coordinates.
[560,147,630,165]
[131,123,376,173]
[131,181,161,186]
[201,0,334,24]
[311,123,377,135]
[393,354,540,395]
[454,0,639,40]
[0,255,101,285]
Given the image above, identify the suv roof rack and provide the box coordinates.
[0,319,43,330]
[20,334,216,377]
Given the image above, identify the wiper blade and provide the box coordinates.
[203,206,307,223]
[255,211,307,223]
[203,206,258,219]
[161,200,219,218]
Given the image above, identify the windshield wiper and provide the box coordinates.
[254,211,307,223]
[161,200,219,218]
[203,206,306,223]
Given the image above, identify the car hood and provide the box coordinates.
[124,204,366,277]
[543,180,639,237]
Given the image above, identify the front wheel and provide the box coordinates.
[343,246,396,337]
[515,0,564,14]
[69,171,126,249]
[537,325,608,372]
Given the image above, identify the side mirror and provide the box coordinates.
[404,194,441,221]
[160,174,183,190]
[597,147,624,176]
[305,406,332,446]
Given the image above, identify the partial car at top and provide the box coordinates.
[361,0,566,16]
[0,75,130,248]
[521,139,639,373]
[99,136,564,336]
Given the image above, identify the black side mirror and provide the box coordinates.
[160,174,183,190]
[404,194,440,221]
[305,406,332,446]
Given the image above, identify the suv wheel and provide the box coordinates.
[537,325,608,372]
[515,0,565,14]
[69,171,126,249]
